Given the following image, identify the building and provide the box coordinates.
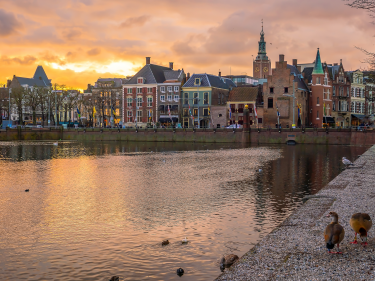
[302,49,333,128]
[181,74,236,128]
[263,55,309,128]
[224,75,258,86]
[253,24,271,79]
[364,72,375,124]
[328,60,351,128]
[227,86,260,127]
[347,70,367,126]
[123,57,185,127]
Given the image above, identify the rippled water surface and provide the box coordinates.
[0,141,368,280]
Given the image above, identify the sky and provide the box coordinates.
[0,0,374,89]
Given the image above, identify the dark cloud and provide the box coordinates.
[0,55,37,65]
[0,9,22,37]
[120,15,150,28]
[87,48,101,56]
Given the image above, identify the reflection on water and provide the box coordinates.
[0,142,368,280]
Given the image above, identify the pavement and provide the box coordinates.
[215,145,375,281]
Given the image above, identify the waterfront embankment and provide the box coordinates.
[215,144,375,281]
[1,127,375,145]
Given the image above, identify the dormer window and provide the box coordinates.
[137,77,144,84]
[194,78,201,86]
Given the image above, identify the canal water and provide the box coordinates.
[0,141,368,280]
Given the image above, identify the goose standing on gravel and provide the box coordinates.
[342,157,354,167]
[324,211,345,254]
[350,213,372,246]
[220,254,239,267]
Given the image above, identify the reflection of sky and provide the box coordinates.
[0,142,369,280]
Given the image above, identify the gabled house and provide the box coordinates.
[347,70,367,126]
[181,74,236,128]
[123,57,185,127]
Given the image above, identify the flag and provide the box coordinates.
[254,104,258,117]
[168,105,173,123]
[111,106,116,119]
[229,109,232,119]
[277,107,280,117]
[323,102,326,116]
[208,105,210,115]
[93,106,96,118]
[189,104,194,120]
[76,107,81,119]
[297,104,300,119]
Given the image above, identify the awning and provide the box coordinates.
[351,114,366,120]
[323,116,335,123]
[159,117,178,123]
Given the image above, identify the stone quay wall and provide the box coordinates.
[0,127,374,145]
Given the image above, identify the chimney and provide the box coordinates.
[187,72,190,80]
[146,57,150,65]
[279,54,284,62]
[219,71,221,77]
[169,62,173,69]
[334,63,338,66]
[7,79,11,88]
[340,59,342,65]
[87,84,92,91]
[297,66,301,72]
[293,59,297,67]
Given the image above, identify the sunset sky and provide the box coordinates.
[0,0,374,89]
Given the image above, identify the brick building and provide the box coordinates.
[263,54,309,128]
[123,57,185,127]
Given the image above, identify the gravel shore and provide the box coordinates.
[215,145,375,281]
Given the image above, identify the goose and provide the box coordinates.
[220,254,239,267]
[350,213,372,246]
[324,211,345,254]
[182,237,188,243]
[342,157,354,167]
[161,240,169,246]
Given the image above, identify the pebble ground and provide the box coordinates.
[215,145,375,281]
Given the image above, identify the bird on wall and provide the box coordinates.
[350,213,372,246]
[342,157,354,167]
[324,211,345,254]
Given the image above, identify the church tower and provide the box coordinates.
[253,21,271,79]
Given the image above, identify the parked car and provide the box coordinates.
[36,125,43,128]
[226,124,242,129]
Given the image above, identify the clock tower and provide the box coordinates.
[253,21,271,79]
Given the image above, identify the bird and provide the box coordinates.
[342,157,354,167]
[350,213,372,246]
[176,268,184,276]
[109,276,119,281]
[25,189,29,192]
[220,254,239,267]
[182,237,188,243]
[53,141,58,146]
[162,240,169,246]
[324,211,345,254]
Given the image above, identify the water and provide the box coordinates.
[0,141,368,280]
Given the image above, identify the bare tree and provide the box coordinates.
[36,87,49,126]
[24,87,39,125]
[11,87,26,125]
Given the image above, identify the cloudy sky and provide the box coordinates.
[0,0,373,89]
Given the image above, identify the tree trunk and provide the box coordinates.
[32,107,36,125]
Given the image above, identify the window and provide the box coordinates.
[147,97,153,107]
[333,86,336,96]
[184,93,188,104]
[167,95,172,101]
[137,78,143,84]
[238,104,244,113]
[127,110,132,122]
[362,103,365,113]
[333,102,336,111]
[270,87,274,93]
[194,78,201,85]
[317,110,319,119]
[324,77,328,85]
[147,87,152,93]
[167,86,172,92]
[351,88,354,97]
[127,88,132,94]
[194,93,198,104]
[258,118,263,124]
[284,87,289,93]
[127,97,132,107]
[137,88,142,94]
[317,97,320,105]
[174,86,179,92]
[193,109,198,116]
[268,98,273,108]
[160,86,165,93]
[183,108,189,117]
[160,95,165,102]
[351,102,355,113]
[137,96,143,107]
[137,110,142,117]
[204,92,208,104]
[174,95,179,102]
[203,108,209,116]
[316,77,321,84]
[218,114,222,117]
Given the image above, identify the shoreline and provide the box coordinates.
[215,144,375,280]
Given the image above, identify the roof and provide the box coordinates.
[287,64,309,91]
[302,67,314,83]
[96,78,123,87]
[228,86,258,102]
[183,74,235,90]
[33,66,51,86]
[16,76,50,87]
[125,64,182,85]
[312,49,324,75]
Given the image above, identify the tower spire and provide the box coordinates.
[312,48,324,75]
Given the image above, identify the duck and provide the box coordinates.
[220,254,239,267]
[182,237,188,243]
[176,268,184,276]
[161,240,169,246]
[25,189,29,192]
[349,213,372,246]
[109,276,119,281]
[324,211,345,254]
